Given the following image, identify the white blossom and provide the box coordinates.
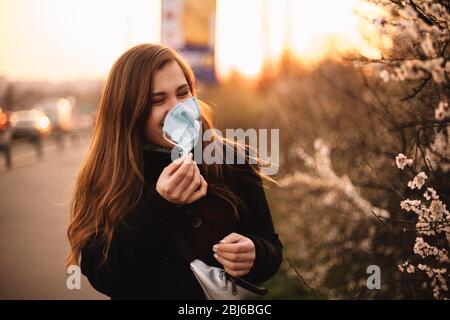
[400,198,421,212]
[424,187,439,201]
[418,263,428,271]
[370,0,450,300]
[435,101,449,121]
[395,153,413,170]
[407,172,428,190]
[429,199,445,221]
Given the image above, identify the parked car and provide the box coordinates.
[9,108,51,140]
[35,97,73,134]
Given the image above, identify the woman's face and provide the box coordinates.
[145,60,193,148]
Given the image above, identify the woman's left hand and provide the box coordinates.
[213,232,255,277]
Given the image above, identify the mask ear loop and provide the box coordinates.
[163,131,188,157]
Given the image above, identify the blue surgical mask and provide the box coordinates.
[162,97,201,156]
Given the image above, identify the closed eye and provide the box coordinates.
[152,90,191,106]
[152,98,166,106]
[178,90,190,98]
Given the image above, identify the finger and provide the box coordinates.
[214,253,253,272]
[185,174,207,204]
[214,250,252,263]
[184,164,201,195]
[178,167,199,203]
[176,158,196,192]
[215,241,252,254]
[164,153,188,175]
[220,232,242,244]
[168,153,193,186]
[185,174,208,204]
[163,154,189,176]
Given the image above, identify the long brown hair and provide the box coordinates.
[66,44,274,268]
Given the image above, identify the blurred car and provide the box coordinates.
[0,107,8,131]
[0,107,12,168]
[9,108,51,140]
[35,97,73,134]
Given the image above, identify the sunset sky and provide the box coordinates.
[0,0,161,81]
[0,0,385,82]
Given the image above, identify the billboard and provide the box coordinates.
[161,0,216,83]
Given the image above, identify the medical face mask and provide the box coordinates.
[162,96,201,156]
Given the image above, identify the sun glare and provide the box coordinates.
[215,0,390,80]
[0,0,390,81]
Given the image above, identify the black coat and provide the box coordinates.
[80,148,283,299]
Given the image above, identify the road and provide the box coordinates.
[0,135,107,299]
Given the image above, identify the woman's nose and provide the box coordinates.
[167,96,181,109]
[165,98,175,109]
[167,95,188,111]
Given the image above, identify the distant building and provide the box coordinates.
[161,0,217,83]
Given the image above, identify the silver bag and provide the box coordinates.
[190,259,267,300]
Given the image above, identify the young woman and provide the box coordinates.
[66,43,282,299]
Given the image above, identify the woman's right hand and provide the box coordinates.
[156,153,208,204]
